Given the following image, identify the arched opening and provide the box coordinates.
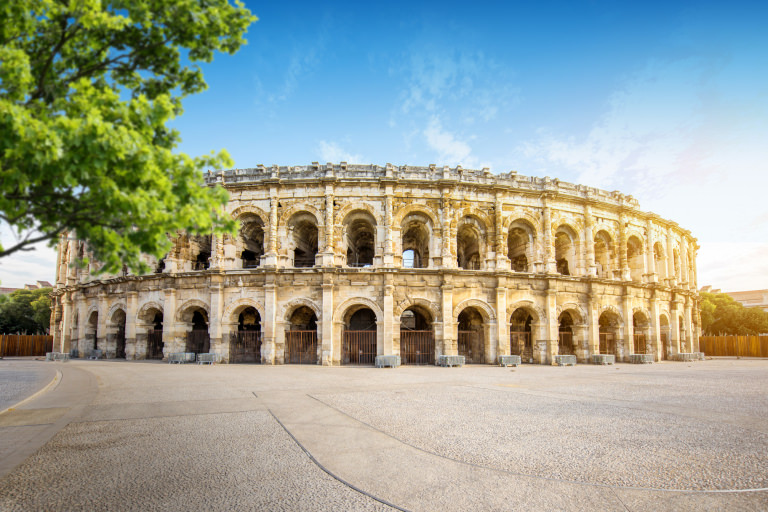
[509,308,534,361]
[401,214,430,269]
[555,227,576,276]
[653,242,666,280]
[109,309,127,359]
[627,236,644,282]
[147,311,164,360]
[457,307,485,363]
[191,235,212,270]
[457,217,485,270]
[633,312,649,355]
[285,306,318,364]
[594,230,614,279]
[231,307,262,363]
[558,312,575,356]
[660,314,670,360]
[400,307,434,365]
[599,311,620,356]
[86,311,98,352]
[508,222,534,272]
[185,309,210,354]
[289,213,319,268]
[343,307,377,365]
[239,216,265,269]
[345,214,376,267]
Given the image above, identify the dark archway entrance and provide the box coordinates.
[400,307,434,365]
[186,310,210,354]
[285,306,318,364]
[231,307,262,363]
[510,308,533,362]
[147,312,164,360]
[457,307,485,363]
[599,311,620,356]
[558,312,575,356]
[343,308,377,365]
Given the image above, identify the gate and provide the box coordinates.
[660,332,669,360]
[285,330,318,364]
[186,330,210,354]
[458,330,484,363]
[599,332,616,355]
[147,330,164,360]
[343,330,377,365]
[400,330,434,365]
[510,330,532,361]
[558,331,574,355]
[633,333,647,354]
[231,331,262,363]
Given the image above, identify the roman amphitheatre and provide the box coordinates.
[49,163,700,365]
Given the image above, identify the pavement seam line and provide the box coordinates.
[0,369,62,417]
[267,407,409,512]
[309,394,768,495]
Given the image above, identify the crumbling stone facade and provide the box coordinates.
[51,163,700,365]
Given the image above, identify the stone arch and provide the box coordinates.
[554,222,580,276]
[503,211,541,232]
[451,208,492,232]
[598,304,623,324]
[557,303,585,324]
[337,202,377,224]
[632,307,652,323]
[231,204,270,224]
[176,299,210,323]
[281,298,322,322]
[394,297,441,322]
[333,297,383,324]
[453,298,496,322]
[392,203,440,229]
[137,301,164,322]
[223,298,265,323]
[107,302,127,323]
[85,304,100,321]
[278,203,322,227]
[507,300,545,324]
[341,208,378,267]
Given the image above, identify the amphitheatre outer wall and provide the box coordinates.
[50,163,700,365]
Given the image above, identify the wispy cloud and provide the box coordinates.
[423,116,476,167]
[317,140,366,164]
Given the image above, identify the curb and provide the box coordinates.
[0,369,62,416]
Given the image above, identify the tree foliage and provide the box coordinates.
[0,0,256,273]
[0,287,52,334]
[700,292,768,335]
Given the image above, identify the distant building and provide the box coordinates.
[726,290,768,312]
[0,280,54,295]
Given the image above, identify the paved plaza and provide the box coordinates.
[0,358,767,511]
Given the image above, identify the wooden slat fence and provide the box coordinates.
[700,335,768,358]
[0,335,54,357]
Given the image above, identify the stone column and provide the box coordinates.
[162,288,176,358]
[542,281,558,364]
[542,198,556,274]
[619,212,629,281]
[322,185,335,266]
[650,295,661,361]
[684,296,693,353]
[263,275,277,364]
[495,277,508,359]
[441,190,453,268]
[60,296,71,354]
[494,196,508,270]
[321,273,334,365]
[125,291,138,359]
[97,292,109,356]
[383,187,395,267]
[383,275,395,355]
[441,275,454,357]
[680,238,690,287]
[584,203,596,276]
[644,219,656,283]
[264,187,279,268]
[670,299,681,355]
[666,227,676,287]
[587,290,600,359]
[209,280,224,359]
[623,292,633,359]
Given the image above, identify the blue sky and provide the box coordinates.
[2,0,767,291]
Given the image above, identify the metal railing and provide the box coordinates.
[633,333,647,354]
[230,331,262,363]
[147,330,164,360]
[186,330,210,354]
[285,330,318,364]
[558,331,574,355]
[342,330,377,365]
[400,330,434,365]
[599,332,616,355]
[458,330,484,363]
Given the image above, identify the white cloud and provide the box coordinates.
[697,242,768,291]
[317,141,366,164]
[0,225,57,288]
[423,116,477,167]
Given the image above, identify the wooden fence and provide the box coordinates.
[700,335,768,358]
[0,335,54,357]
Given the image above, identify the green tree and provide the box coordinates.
[0,0,256,273]
[700,292,768,335]
[0,287,51,334]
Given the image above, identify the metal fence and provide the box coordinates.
[633,333,647,354]
[147,330,164,360]
[558,331,574,355]
[342,330,377,365]
[599,332,616,355]
[0,335,53,357]
[509,330,532,360]
[701,335,768,358]
[285,330,318,364]
[400,330,434,365]
[230,331,262,363]
[458,330,484,363]
[186,330,210,354]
